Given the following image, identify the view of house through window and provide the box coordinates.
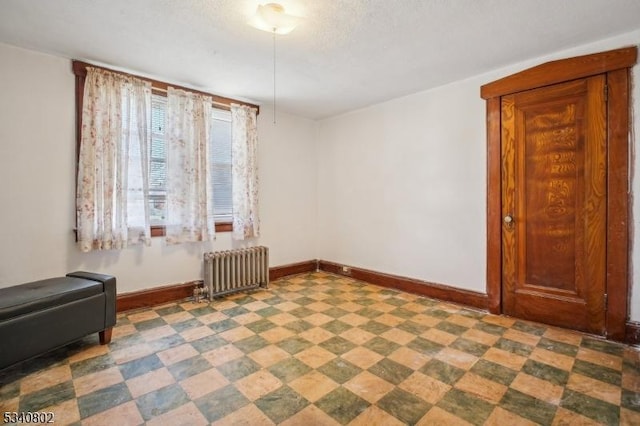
[149,94,233,224]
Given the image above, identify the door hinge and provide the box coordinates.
[604,84,608,101]
[604,293,608,311]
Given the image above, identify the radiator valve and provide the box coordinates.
[193,284,208,303]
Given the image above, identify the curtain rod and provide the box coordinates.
[150,86,233,109]
[72,60,260,114]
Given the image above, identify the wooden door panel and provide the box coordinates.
[502,76,607,334]
[520,95,584,295]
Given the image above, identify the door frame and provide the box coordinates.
[480,47,637,342]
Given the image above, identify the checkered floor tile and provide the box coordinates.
[1,272,639,425]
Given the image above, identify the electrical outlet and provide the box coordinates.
[341,265,351,274]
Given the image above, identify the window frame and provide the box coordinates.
[72,60,260,236]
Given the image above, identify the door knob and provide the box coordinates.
[504,215,514,225]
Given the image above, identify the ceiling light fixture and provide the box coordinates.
[249,3,301,124]
[250,3,301,35]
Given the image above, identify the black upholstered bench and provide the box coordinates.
[0,271,116,370]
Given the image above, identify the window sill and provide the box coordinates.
[150,222,232,237]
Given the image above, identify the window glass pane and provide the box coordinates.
[149,95,167,223]
[149,147,166,189]
[211,109,232,218]
[147,95,232,225]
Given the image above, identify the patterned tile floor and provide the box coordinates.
[1,272,639,425]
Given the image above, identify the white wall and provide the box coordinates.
[0,42,318,294]
[317,81,487,292]
[317,30,640,321]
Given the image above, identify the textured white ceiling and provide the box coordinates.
[1,0,639,119]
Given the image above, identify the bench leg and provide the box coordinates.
[99,327,113,345]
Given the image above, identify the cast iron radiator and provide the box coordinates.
[203,246,269,299]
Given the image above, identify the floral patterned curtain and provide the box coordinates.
[231,104,260,240]
[165,87,216,244]
[76,67,151,252]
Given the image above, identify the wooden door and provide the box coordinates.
[501,76,607,335]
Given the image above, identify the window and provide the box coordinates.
[210,108,233,221]
[149,95,167,223]
[72,60,259,239]
[148,96,233,226]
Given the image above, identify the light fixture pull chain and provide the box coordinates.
[272,29,276,124]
